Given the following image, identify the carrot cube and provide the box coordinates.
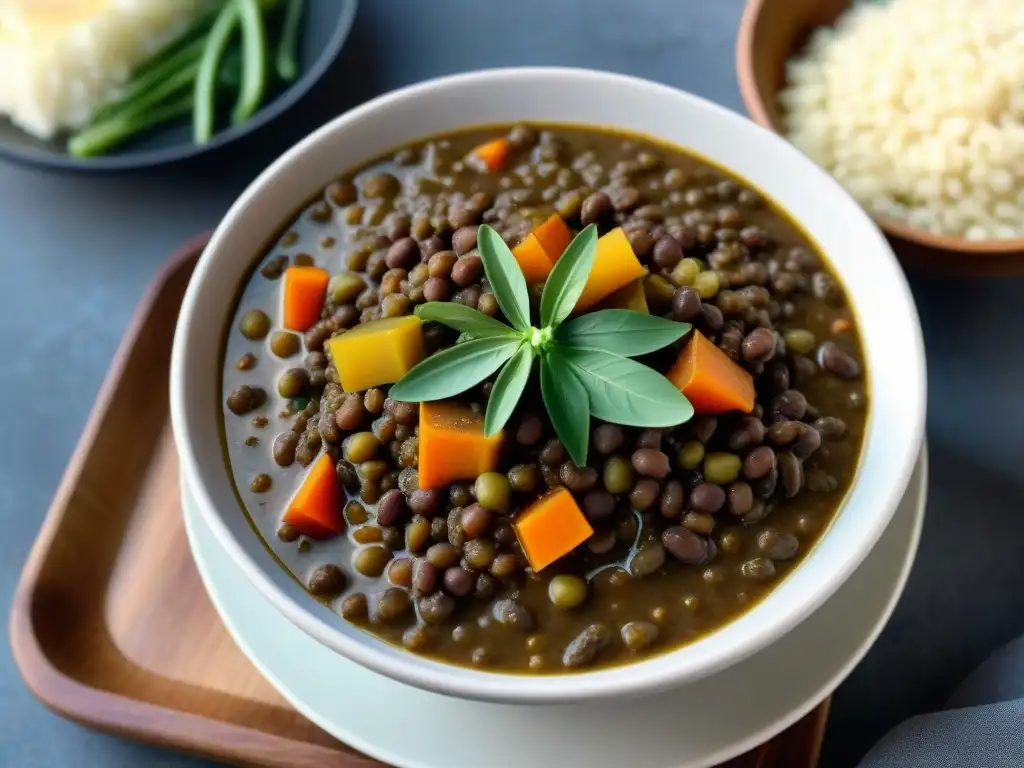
[513,488,594,572]
[282,454,344,539]
[532,214,573,261]
[512,214,574,283]
[417,401,504,490]
[327,316,423,393]
[666,330,755,414]
[512,233,555,283]
[470,138,513,172]
[282,266,330,332]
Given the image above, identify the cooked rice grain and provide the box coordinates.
[779,0,1024,241]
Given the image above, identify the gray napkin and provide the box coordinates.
[858,637,1024,767]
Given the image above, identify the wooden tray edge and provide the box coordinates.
[6,232,348,766]
[8,231,830,768]
[809,698,830,766]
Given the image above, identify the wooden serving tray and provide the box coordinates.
[9,234,829,768]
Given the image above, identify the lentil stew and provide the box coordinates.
[221,123,867,673]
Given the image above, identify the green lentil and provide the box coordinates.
[548,574,588,610]
[603,455,634,495]
[703,452,742,485]
[344,432,380,463]
[693,270,720,299]
[677,441,705,469]
[784,328,816,355]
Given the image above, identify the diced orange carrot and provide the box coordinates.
[597,278,649,313]
[511,214,575,283]
[417,401,504,490]
[282,266,330,332]
[470,137,513,173]
[573,227,649,312]
[512,233,556,283]
[831,318,851,335]
[513,488,594,572]
[532,214,573,261]
[282,454,344,539]
[327,316,423,392]
[666,330,755,414]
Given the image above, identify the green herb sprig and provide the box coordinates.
[389,224,694,465]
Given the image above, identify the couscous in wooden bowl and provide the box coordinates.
[736,0,1024,275]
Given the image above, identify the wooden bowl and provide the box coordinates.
[736,0,1024,275]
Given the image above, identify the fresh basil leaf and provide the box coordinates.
[560,346,693,427]
[540,351,590,466]
[539,224,598,329]
[557,310,691,357]
[483,342,534,437]
[389,336,520,402]
[477,224,531,331]
[415,302,519,339]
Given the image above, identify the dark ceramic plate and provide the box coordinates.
[0,0,357,172]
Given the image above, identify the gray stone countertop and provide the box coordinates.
[2,2,1021,766]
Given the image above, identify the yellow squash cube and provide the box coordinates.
[327,316,423,392]
[597,278,649,313]
[574,227,649,312]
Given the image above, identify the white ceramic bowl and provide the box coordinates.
[170,67,926,705]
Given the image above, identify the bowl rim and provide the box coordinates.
[171,65,926,703]
[735,0,1024,256]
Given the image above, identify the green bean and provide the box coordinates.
[232,0,269,125]
[276,0,304,81]
[70,0,281,154]
[81,41,241,155]
[220,44,243,91]
[131,8,218,80]
[90,57,200,133]
[93,37,206,123]
[194,2,241,144]
[132,58,201,113]
[69,93,194,158]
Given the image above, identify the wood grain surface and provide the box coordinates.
[9,233,828,768]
